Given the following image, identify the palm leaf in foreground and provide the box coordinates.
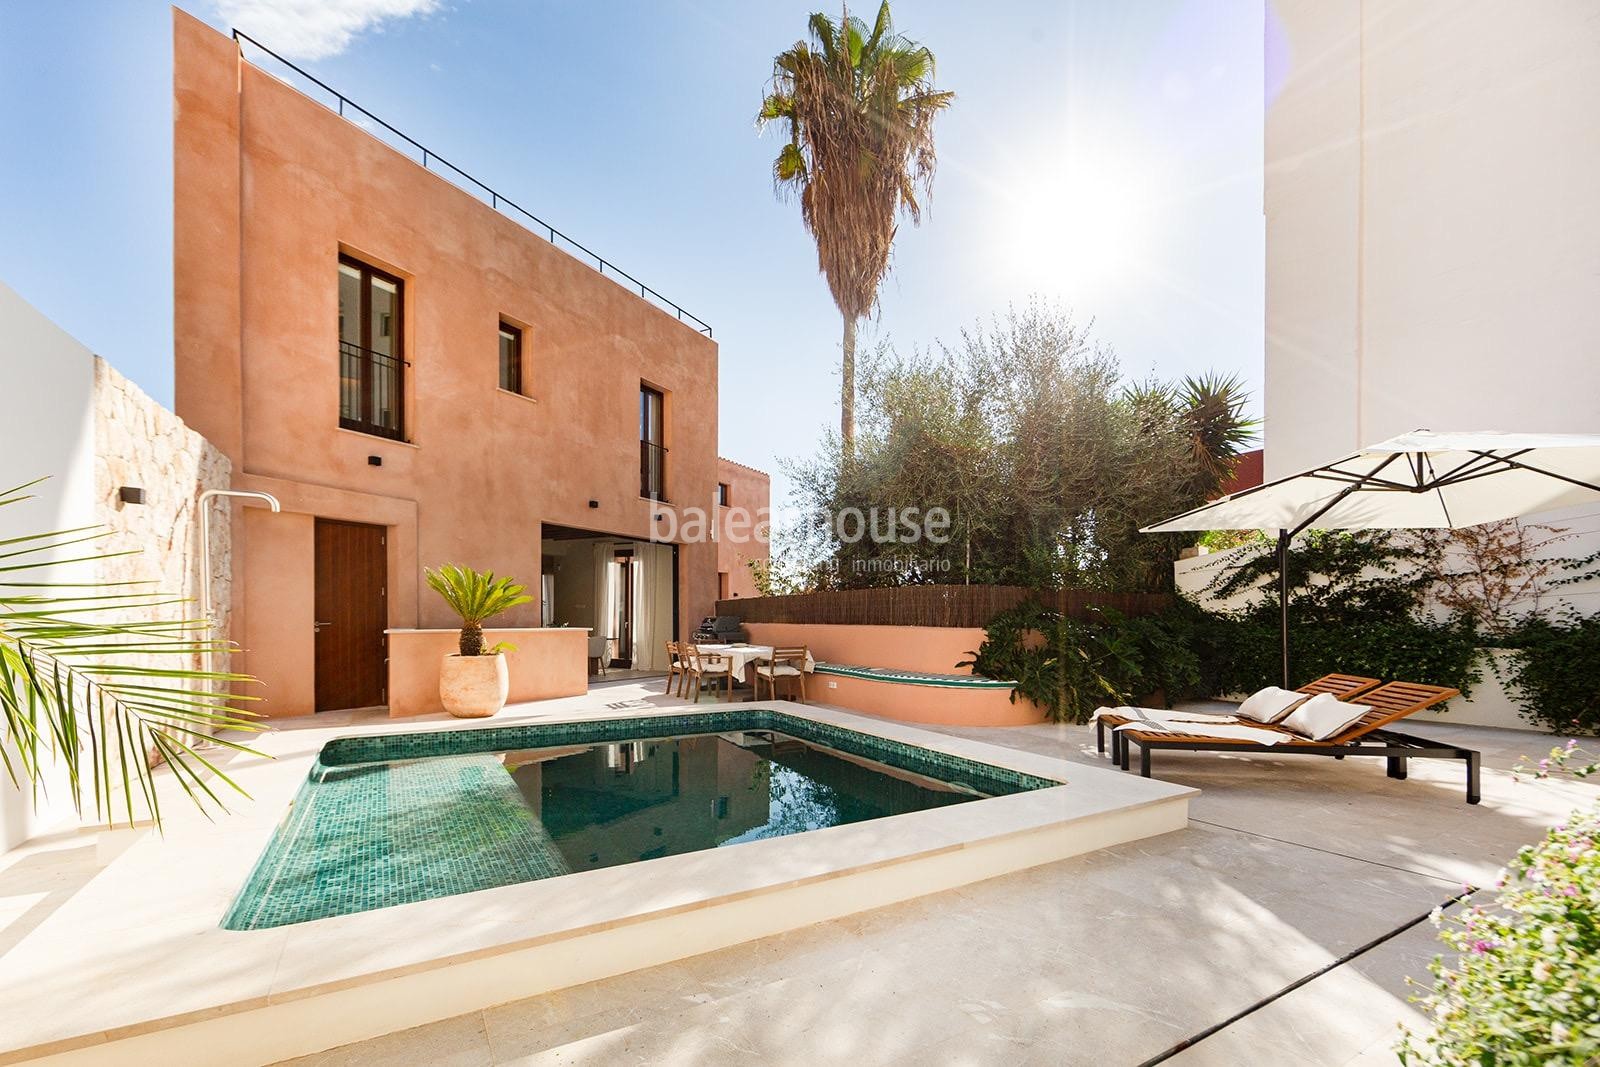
[0,479,264,830]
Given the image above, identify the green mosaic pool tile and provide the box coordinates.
[224,712,1062,932]
[812,663,1017,689]
[222,754,568,930]
[320,711,1060,795]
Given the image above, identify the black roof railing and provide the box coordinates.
[231,29,713,338]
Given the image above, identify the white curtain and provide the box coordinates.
[586,539,673,671]
[630,542,673,671]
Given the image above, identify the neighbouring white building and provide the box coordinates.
[1177,3,1600,728]
[1263,0,1600,476]
[1262,0,1600,622]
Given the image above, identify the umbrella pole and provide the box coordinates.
[1277,529,1290,688]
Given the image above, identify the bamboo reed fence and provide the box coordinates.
[715,585,1172,629]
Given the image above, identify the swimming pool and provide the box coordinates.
[223,709,1058,930]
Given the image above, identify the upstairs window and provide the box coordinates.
[640,384,666,501]
[498,321,524,394]
[338,255,405,440]
[716,482,730,507]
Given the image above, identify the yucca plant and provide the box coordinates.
[1179,371,1261,499]
[0,479,262,830]
[424,564,533,656]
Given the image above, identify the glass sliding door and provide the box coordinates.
[338,255,406,440]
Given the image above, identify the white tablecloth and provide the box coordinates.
[691,644,815,675]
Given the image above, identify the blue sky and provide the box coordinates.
[0,0,1263,507]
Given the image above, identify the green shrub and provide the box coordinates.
[1397,801,1600,1065]
[1498,614,1600,734]
[1197,608,1482,698]
[965,595,1482,723]
[961,601,1200,724]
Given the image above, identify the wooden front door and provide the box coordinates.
[314,519,388,711]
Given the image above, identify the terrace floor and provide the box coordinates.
[2,685,1593,1066]
[279,692,1596,1067]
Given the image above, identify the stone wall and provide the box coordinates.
[93,358,232,678]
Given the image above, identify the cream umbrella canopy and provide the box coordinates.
[1142,431,1600,687]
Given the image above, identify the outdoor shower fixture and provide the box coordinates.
[198,489,281,622]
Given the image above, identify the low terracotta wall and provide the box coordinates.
[809,671,1046,727]
[387,628,589,717]
[743,623,1045,726]
[743,623,985,676]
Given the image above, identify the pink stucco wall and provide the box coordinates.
[742,622,1046,726]
[716,457,770,601]
[386,629,589,717]
[173,11,740,715]
[743,623,986,675]
[806,672,1046,727]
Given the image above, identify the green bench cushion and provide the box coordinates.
[813,663,1015,689]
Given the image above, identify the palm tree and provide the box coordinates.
[0,479,262,829]
[758,1,953,456]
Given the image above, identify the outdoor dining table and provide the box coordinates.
[690,643,816,685]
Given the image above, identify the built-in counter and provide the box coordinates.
[386,627,589,717]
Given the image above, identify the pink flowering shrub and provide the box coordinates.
[1399,744,1600,1065]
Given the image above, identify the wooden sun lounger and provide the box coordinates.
[1094,673,1381,765]
[1111,680,1477,803]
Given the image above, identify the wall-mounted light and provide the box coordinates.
[118,486,146,505]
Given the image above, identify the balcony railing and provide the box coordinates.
[340,340,407,440]
[640,440,668,502]
[233,29,713,339]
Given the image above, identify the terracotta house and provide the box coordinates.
[172,11,767,717]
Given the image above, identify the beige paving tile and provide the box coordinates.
[278,1010,494,1067]
[3,698,1593,1066]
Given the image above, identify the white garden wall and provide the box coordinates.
[0,282,229,850]
[0,281,99,850]
[1265,0,1600,482]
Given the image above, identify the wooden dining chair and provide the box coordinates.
[664,641,687,697]
[754,646,809,703]
[682,645,734,703]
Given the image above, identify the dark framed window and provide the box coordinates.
[498,321,523,394]
[640,384,666,501]
[716,482,730,507]
[338,255,406,440]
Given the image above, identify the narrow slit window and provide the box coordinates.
[640,385,666,501]
[499,321,524,394]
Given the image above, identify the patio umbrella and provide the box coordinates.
[1141,430,1600,687]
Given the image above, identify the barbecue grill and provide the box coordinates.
[691,615,747,644]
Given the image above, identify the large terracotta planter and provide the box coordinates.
[439,653,509,718]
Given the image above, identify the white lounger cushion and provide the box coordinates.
[1282,693,1372,740]
[1236,686,1311,723]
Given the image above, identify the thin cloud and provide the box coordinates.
[215,0,441,60]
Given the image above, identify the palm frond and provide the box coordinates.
[424,564,533,627]
[756,0,954,322]
[0,480,264,830]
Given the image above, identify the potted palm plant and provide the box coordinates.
[425,563,533,718]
